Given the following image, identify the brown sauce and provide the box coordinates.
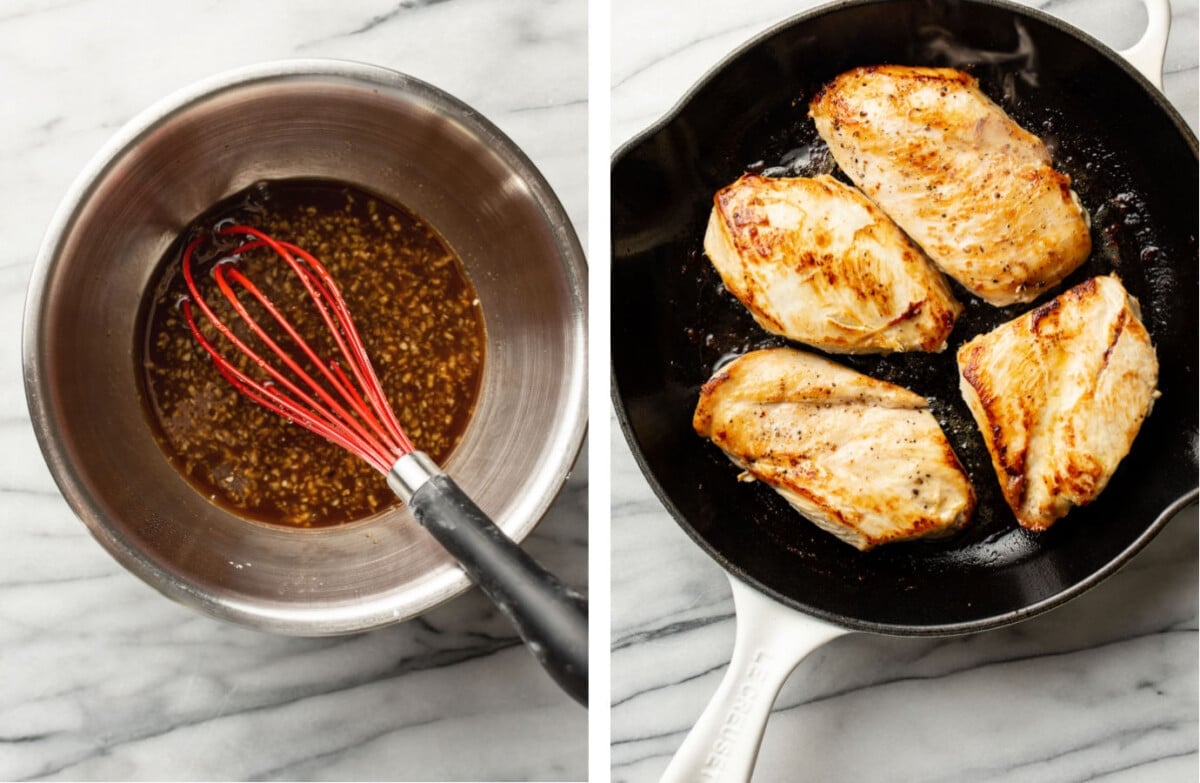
[138,179,486,527]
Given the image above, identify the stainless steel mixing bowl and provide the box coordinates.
[23,60,587,635]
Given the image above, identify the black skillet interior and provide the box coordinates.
[612,0,1199,634]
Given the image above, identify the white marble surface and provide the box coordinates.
[0,1,586,781]
[611,1,1198,781]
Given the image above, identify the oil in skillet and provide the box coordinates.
[138,179,486,528]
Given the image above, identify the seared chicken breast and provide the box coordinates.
[694,347,975,550]
[957,275,1158,530]
[704,174,961,353]
[810,65,1091,306]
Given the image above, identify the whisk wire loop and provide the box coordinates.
[270,237,412,451]
[180,225,415,475]
[214,263,396,460]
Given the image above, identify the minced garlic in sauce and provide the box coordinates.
[139,180,485,527]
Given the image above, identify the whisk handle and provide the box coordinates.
[406,471,589,706]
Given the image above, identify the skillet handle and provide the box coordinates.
[1117,0,1170,90]
[659,575,848,783]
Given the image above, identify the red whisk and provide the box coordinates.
[181,225,587,705]
[181,226,415,472]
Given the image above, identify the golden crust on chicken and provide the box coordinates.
[957,275,1158,530]
[694,347,975,550]
[704,174,961,353]
[810,65,1091,306]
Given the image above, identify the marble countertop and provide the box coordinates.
[0,1,586,781]
[610,1,1198,781]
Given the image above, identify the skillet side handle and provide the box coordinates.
[659,575,847,783]
[1117,0,1170,90]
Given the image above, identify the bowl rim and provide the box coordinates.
[22,58,588,635]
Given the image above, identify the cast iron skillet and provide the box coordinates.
[612,0,1197,779]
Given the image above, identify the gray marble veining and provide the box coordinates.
[610,1,1198,781]
[0,1,586,781]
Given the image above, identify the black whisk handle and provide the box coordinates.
[407,473,589,706]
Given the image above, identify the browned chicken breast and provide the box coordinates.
[694,347,975,550]
[810,65,1091,306]
[704,174,961,353]
[957,275,1158,530]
